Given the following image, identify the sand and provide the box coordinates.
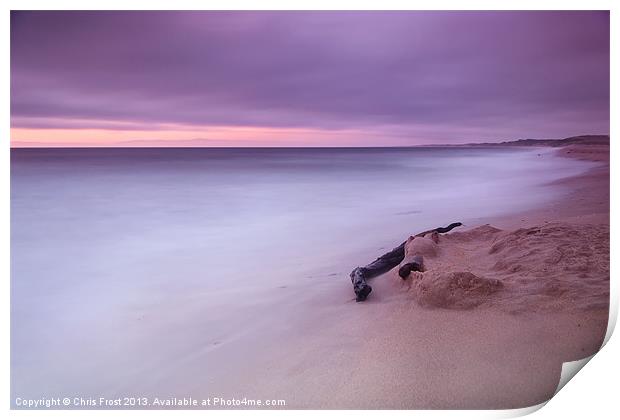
[398,221,608,313]
[218,144,609,410]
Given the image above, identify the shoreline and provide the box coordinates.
[483,144,609,229]
[375,143,610,408]
[240,143,610,409]
[10,144,610,409]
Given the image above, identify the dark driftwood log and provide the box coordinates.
[350,222,462,301]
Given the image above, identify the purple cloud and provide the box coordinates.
[10,11,609,143]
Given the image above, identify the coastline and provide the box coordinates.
[9,144,610,410]
[481,144,609,229]
[234,144,610,409]
[372,143,610,409]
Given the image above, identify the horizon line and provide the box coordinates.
[10,133,609,149]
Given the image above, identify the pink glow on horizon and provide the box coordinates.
[10,125,391,148]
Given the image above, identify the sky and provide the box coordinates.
[10,11,610,147]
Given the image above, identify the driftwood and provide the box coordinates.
[350,222,463,301]
[398,255,424,279]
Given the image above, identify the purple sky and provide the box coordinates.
[10,11,610,146]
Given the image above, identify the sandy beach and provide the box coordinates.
[224,144,610,410]
[361,144,609,409]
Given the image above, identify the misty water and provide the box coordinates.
[11,147,595,401]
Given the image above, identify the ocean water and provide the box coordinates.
[10,147,594,402]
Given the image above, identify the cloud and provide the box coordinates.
[10,11,610,145]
